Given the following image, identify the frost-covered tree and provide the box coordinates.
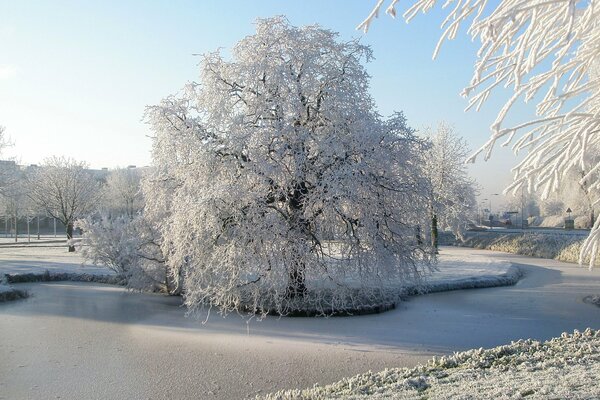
[0,180,25,240]
[76,215,169,292]
[421,123,477,246]
[145,17,431,316]
[0,126,7,157]
[27,157,100,252]
[0,159,25,239]
[104,167,144,218]
[0,126,15,195]
[360,0,600,266]
[568,149,600,228]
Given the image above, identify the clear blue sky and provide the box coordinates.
[0,0,533,204]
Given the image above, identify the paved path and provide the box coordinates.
[1,247,600,399]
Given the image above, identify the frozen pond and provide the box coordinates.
[2,247,600,399]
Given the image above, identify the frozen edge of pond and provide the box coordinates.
[0,271,124,303]
[423,263,523,294]
[0,284,28,302]
[0,263,523,313]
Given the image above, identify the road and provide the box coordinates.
[1,247,600,399]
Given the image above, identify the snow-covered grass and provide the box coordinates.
[262,328,600,399]
[460,231,600,266]
[423,250,521,293]
[0,245,114,276]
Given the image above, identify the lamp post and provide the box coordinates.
[565,207,574,230]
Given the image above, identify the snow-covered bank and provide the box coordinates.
[263,328,600,399]
[0,245,120,302]
[0,284,27,302]
[5,271,123,285]
[460,231,600,266]
[423,250,521,293]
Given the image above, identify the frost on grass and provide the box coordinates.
[263,329,600,399]
[461,231,600,266]
[3,271,124,285]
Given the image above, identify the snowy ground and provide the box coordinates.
[2,247,600,399]
[0,242,113,277]
[424,250,520,292]
[0,241,115,302]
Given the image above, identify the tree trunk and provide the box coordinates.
[14,215,17,242]
[66,222,75,252]
[431,214,439,249]
[415,225,423,246]
[286,260,307,299]
[285,181,309,300]
[591,209,596,228]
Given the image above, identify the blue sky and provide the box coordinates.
[0,0,533,203]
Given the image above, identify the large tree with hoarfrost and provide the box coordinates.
[359,0,600,266]
[145,17,431,316]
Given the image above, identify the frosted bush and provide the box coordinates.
[76,215,171,293]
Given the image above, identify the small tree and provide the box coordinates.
[145,17,431,316]
[27,157,100,252]
[421,123,477,247]
[76,215,170,292]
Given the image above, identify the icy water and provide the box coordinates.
[2,248,600,399]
